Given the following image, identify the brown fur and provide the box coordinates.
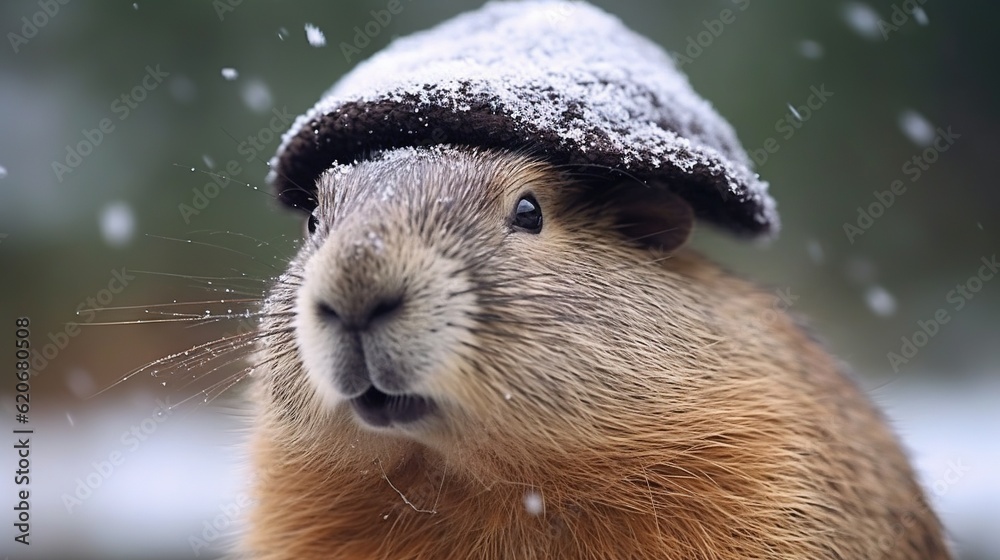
[247,147,949,559]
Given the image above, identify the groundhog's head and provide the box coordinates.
[261,145,725,461]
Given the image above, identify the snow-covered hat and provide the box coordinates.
[269,0,778,237]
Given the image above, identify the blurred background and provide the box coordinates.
[0,1,997,558]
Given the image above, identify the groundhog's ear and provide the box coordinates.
[609,184,693,253]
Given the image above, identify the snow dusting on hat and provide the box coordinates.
[269,0,778,238]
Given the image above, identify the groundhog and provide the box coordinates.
[240,2,951,557]
[245,146,950,559]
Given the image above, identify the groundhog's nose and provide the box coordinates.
[309,287,411,396]
[315,294,404,332]
[311,222,406,331]
[305,280,437,425]
[296,215,455,425]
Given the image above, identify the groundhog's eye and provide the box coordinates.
[512,195,542,233]
[305,213,319,236]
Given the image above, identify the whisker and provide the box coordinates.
[178,349,297,406]
[82,318,225,326]
[78,298,261,313]
[131,270,273,283]
[175,352,259,392]
[143,234,285,273]
[217,126,316,210]
[188,229,279,248]
[171,161,278,204]
[91,327,270,398]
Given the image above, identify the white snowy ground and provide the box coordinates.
[1,375,997,560]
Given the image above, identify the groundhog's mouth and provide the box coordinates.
[349,386,436,427]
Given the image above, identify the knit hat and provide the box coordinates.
[269,0,778,237]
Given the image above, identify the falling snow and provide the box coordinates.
[202,154,215,169]
[787,103,803,121]
[0,165,7,179]
[366,231,385,253]
[168,75,197,103]
[221,67,239,81]
[806,239,824,264]
[898,109,935,147]
[913,7,929,26]
[845,257,877,285]
[865,285,897,317]
[841,2,883,41]
[523,491,544,515]
[797,40,824,60]
[305,23,326,47]
[277,27,289,41]
[100,201,136,247]
[67,369,97,399]
[241,78,273,114]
